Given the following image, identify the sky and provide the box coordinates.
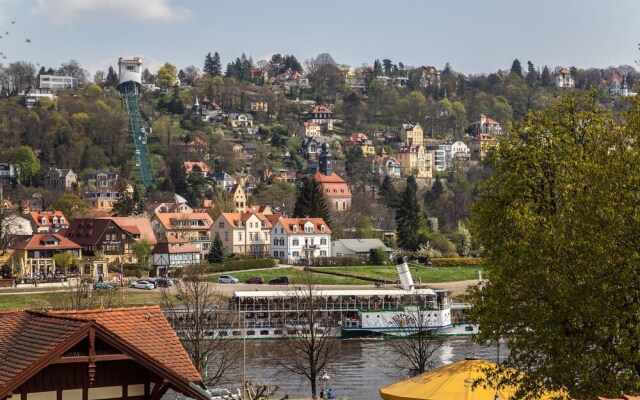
[0,0,638,76]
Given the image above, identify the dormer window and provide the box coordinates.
[321,225,326,233]
[41,217,46,224]
[293,225,298,233]
[60,218,65,224]
[52,217,58,224]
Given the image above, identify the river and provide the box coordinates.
[216,336,505,400]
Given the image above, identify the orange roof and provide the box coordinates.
[49,306,202,383]
[276,218,331,234]
[344,132,370,144]
[154,213,213,231]
[29,210,67,227]
[153,236,201,254]
[312,170,347,184]
[11,233,82,251]
[183,161,211,173]
[219,212,274,228]
[107,217,157,244]
[310,105,333,114]
[302,121,319,127]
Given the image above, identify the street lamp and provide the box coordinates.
[320,370,331,394]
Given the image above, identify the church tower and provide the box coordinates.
[318,142,333,176]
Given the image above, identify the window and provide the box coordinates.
[321,225,325,233]
[238,233,242,241]
[249,222,253,228]
[320,238,327,245]
[273,251,278,257]
[320,250,327,256]
[280,251,285,257]
[293,251,299,257]
[219,222,224,228]
[292,239,299,246]
[224,232,228,242]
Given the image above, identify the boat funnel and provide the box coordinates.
[395,256,415,291]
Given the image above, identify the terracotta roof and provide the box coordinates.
[108,217,157,244]
[344,132,370,144]
[243,205,270,213]
[184,161,211,173]
[219,212,274,229]
[275,218,331,234]
[28,211,68,227]
[302,121,319,127]
[11,233,82,251]
[312,170,347,184]
[0,310,90,392]
[309,105,333,114]
[154,213,213,231]
[152,236,201,254]
[49,306,202,383]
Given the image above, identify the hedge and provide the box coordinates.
[430,258,485,266]
[208,258,278,273]
[311,257,366,267]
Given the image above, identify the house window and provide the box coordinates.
[293,251,299,257]
[320,250,327,256]
[224,232,228,242]
[219,222,224,228]
[280,251,285,257]
[273,251,278,257]
[238,233,242,241]
[320,238,327,245]
[292,239,299,246]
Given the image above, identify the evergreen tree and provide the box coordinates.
[406,175,418,192]
[378,175,398,208]
[293,177,332,226]
[204,52,216,76]
[208,233,226,264]
[395,179,423,251]
[105,65,119,87]
[211,52,222,76]
[510,59,523,77]
[112,187,136,216]
[168,158,189,199]
[541,65,551,87]
[424,178,444,204]
[373,59,383,76]
[526,61,538,87]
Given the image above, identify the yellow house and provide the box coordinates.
[228,113,254,128]
[400,123,424,146]
[250,98,269,112]
[11,233,82,277]
[212,212,280,257]
[343,133,376,156]
[298,121,321,137]
[230,184,246,212]
[396,145,432,178]
[469,133,499,160]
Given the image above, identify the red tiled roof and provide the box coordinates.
[11,233,82,251]
[0,310,89,391]
[108,217,157,244]
[310,105,333,114]
[154,213,213,231]
[152,237,201,254]
[29,211,67,227]
[50,306,202,383]
[344,132,370,144]
[302,121,319,127]
[312,171,347,184]
[184,161,211,173]
[276,218,331,234]
[219,212,274,228]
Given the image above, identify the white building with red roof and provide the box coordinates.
[307,105,334,131]
[312,143,352,211]
[472,114,502,135]
[151,236,201,276]
[298,121,321,137]
[28,210,69,233]
[551,67,575,88]
[270,218,331,264]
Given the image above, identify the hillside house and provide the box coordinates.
[270,218,331,264]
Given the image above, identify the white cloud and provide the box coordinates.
[31,0,192,25]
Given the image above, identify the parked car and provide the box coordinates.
[245,276,264,284]
[131,280,155,290]
[208,387,240,400]
[268,276,290,285]
[94,282,115,290]
[218,275,239,284]
[155,277,174,287]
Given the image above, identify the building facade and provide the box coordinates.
[270,218,331,264]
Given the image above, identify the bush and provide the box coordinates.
[430,258,485,266]
[312,257,366,267]
[369,247,389,265]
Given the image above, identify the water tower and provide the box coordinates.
[117,57,142,94]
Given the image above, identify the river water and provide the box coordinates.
[218,336,505,400]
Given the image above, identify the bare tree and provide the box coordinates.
[51,278,124,310]
[270,271,338,399]
[6,61,35,94]
[58,59,89,85]
[384,307,443,375]
[160,263,243,387]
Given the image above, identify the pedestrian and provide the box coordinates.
[327,388,334,399]
[319,389,325,399]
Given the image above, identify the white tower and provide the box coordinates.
[395,256,415,291]
[118,57,142,90]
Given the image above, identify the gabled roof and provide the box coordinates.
[275,218,331,234]
[11,233,81,251]
[229,113,253,120]
[309,105,333,114]
[154,213,213,231]
[344,132,371,144]
[184,161,211,173]
[211,171,235,181]
[312,170,347,184]
[0,306,206,400]
[107,217,157,244]
[218,212,274,229]
[28,210,68,227]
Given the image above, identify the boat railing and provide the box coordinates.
[234,299,442,312]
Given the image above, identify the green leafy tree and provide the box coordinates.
[55,194,89,221]
[368,247,388,265]
[12,145,40,186]
[208,233,226,264]
[157,62,177,88]
[112,187,136,216]
[469,92,640,398]
[395,178,423,251]
[292,176,332,226]
[52,252,75,274]
[132,240,153,275]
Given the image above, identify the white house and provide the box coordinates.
[331,239,393,260]
[551,67,575,88]
[151,236,201,277]
[270,218,331,264]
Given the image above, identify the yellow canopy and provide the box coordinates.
[380,359,560,400]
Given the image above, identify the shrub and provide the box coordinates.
[312,257,366,267]
[369,247,389,265]
[430,258,485,266]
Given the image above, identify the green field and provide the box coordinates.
[207,265,482,285]
[0,289,164,310]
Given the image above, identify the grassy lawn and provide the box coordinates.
[207,265,483,286]
[0,289,165,310]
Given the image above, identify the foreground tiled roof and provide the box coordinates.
[50,305,201,383]
[0,310,89,389]
[11,233,82,251]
